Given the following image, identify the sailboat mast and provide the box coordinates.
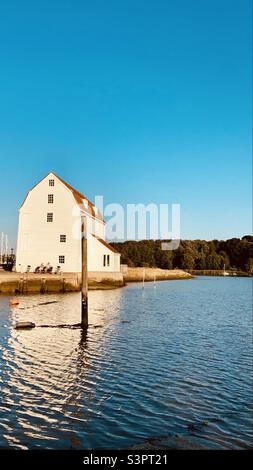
[5,234,8,257]
[0,232,3,263]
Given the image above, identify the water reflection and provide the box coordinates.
[0,279,252,449]
[1,291,123,449]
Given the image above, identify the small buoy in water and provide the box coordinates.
[14,322,36,329]
[10,299,19,306]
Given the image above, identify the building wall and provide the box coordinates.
[89,235,121,272]
[16,173,120,273]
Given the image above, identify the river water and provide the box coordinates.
[0,277,252,449]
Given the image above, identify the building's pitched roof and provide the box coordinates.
[92,234,120,254]
[20,171,104,223]
[55,173,104,222]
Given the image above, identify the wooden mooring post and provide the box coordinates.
[142,268,145,289]
[81,214,88,328]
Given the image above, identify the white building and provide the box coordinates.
[16,172,121,274]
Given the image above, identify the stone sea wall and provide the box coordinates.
[0,268,192,294]
[0,271,124,294]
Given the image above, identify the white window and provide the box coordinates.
[59,256,65,264]
[47,213,53,222]
[107,255,110,266]
[48,194,54,203]
[60,234,66,242]
[49,179,54,186]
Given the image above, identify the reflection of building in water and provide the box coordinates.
[2,290,123,449]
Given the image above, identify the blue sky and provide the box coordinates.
[0,0,251,248]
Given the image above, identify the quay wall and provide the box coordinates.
[0,271,124,294]
[0,268,193,294]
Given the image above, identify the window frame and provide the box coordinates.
[49,179,55,186]
[60,234,66,243]
[47,212,53,222]
[48,194,54,204]
[59,255,65,264]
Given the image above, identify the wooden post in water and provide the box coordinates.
[81,214,88,327]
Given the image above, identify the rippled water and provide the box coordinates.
[0,277,252,449]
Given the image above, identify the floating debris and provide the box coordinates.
[38,301,59,306]
[15,322,36,329]
[10,299,20,306]
[19,300,59,310]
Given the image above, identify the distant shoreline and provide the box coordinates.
[111,236,253,276]
[185,269,252,277]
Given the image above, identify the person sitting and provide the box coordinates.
[39,263,45,273]
[47,266,53,274]
[46,262,52,273]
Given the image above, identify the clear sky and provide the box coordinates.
[0,0,252,248]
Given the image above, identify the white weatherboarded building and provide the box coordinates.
[16,172,121,274]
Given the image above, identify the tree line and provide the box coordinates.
[111,236,253,273]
